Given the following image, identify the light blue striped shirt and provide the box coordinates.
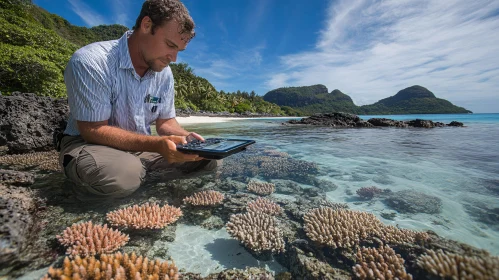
[64,30,176,136]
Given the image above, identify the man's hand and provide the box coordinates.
[158,135,203,163]
[186,132,205,143]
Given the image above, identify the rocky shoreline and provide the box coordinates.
[287,112,464,128]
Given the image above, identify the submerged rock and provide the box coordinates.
[384,190,442,214]
[0,184,45,275]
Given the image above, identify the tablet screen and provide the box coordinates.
[202,140,245,151]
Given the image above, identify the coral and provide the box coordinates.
[356,186,383,199]
[417,249,499,279]
[41,252,179,280]
[353,245,413,280]
[106,203,182,230]
[317,199,348,210]
[304,208,383,249]
[247,180,275,195]
[183,190,224,206]
[0,169,35,186]
[56,221,129,256]
[226,212,285,253]
[263,149,290,158]
[247,197,283,216]
[303,208,424,249]
[219,147,319,183]
[0,151,60,172]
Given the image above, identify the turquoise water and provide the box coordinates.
[182,113,499,254]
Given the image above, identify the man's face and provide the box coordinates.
[139,18,189,72]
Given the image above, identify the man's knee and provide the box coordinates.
[69,147,146,198]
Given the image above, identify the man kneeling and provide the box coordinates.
[58,0,220,201]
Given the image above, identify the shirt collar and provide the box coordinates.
[119,30,135,70]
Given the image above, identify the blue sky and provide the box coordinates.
[33,0,499,113]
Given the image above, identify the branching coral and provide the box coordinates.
[304,208,384,248]
[106,203,182,229]
[247,197,283,216]
[226,212,285,253]
[0,151,60,172]
[183,190,224,206]
[56,221,129,256]
[247,180,275,195]
[41,252,179,280]
[304,208,424,249]
[417,249,499,279]
[353,245,413,280]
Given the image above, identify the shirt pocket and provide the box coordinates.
[144,102,166,124]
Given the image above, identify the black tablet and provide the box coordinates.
[177,138,255,159]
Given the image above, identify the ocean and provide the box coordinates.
[166,113,499,275]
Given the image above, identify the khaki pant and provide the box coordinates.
[59,135,221,201]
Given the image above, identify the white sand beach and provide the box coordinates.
[176,116,249,124]
[176,116,297,125]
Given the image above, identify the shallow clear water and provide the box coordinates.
[181,114,499,254]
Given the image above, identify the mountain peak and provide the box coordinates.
[393,85,436,100]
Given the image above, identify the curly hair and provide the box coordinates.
[133,0,195,41]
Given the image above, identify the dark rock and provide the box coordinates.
[406,119,436,128]
[0,169,35,186]
[0,92,69,154]
[447,121,464,127]
[288,112,373,128]
[367,118,408,127]
[384,190,442,214]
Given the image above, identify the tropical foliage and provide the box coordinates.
[0,0,286,115]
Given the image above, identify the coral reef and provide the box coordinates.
[106,203,182,230]
[41,252,179,280]
[247,197,283,216]
[183,190,224,206]
[247,180,275,195]
[0,184,42,271]
[303,208,422,249]
[226,212,285,253]
[0,151,60,172]
[417,249,499,279]
[219,146,319,184]
[56,221,129,256]
[356,186,383,200]
[353,245,413,280]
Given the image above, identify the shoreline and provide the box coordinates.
[176,115,296,124]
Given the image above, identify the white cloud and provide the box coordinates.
[110,0,132,27]
[265,0,499,112]
[68,0,106,26]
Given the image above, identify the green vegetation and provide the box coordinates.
[263,85,472,115]
[263,85,358,115]
[358,86,472,114]
[0,0,285,115]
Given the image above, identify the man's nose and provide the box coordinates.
[168,51,178,62]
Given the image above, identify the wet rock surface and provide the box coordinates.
[0,92,69,154]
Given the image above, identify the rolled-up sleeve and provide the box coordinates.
[158,68,176,119]
[64,57,112,122]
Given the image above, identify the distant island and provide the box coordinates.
[263,85,472,115]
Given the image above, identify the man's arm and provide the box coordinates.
[78,120,200,162]
[156,118,189,136]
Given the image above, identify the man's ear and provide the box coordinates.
[141,16,153,33]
